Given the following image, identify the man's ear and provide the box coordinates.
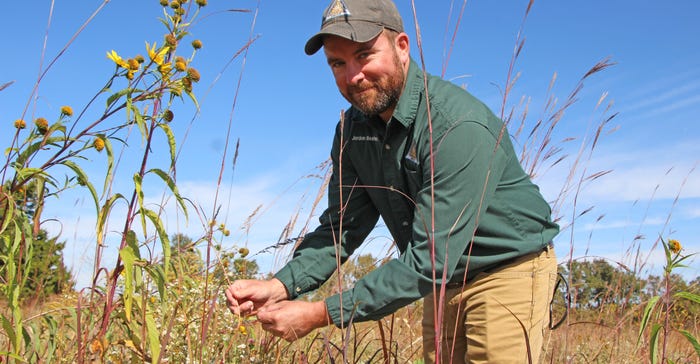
[395,32,411,64]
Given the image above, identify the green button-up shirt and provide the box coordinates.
[275,59,559,327]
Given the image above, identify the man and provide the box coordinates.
[225,0,559,362]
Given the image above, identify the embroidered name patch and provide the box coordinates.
[352,136,380,142]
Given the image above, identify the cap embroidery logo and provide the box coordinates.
[323,0,351,24]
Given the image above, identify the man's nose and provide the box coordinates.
[346,61,364,85]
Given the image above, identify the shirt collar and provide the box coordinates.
[391,59,423,128]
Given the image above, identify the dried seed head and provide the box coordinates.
[192,39,203,49]
[127,58,140,71]
[35,117,49,133]
[163,110,174,122]
[175,60,187,72]
[165,34,178,47]
[187,67,201,82]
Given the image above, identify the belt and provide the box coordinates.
[444,241,554,289]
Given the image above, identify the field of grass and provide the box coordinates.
[1,1,698,363]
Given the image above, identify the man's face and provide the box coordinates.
[323,31,408,121]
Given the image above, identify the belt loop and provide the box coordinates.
[545,241,554,258]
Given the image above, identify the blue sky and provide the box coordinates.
[2,1,698,288]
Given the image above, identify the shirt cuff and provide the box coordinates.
[324,291,356,327]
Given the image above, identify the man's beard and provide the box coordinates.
[345,53,404,117]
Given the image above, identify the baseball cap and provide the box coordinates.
[305,0,404,55]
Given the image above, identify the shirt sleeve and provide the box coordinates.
[324,121,510,326]
[274,122,380,302]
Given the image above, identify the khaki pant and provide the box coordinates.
[422,245,557,364]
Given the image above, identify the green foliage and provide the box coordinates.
[637,237,700,363]
[21,229,74,301]
[564,258,645,311]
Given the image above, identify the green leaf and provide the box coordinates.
[674,291,700,304]
[145,306,161,363]
[61,160,99,215]
[15,136,64,166]
[142,208,171,280]
[119,244,138,322]
[144,264,166,301]
[96,193,125,248]
[185,88,199,110]
[101,135,115,199]
[147,168,188,219]
[0,316,17,355]
[158,123,177,170]
[128,102,148,142]
[125,230,141,260]
[638,295,660,345]
[0,192,15,235]
[133,173,148,238]
[649,323,663,364]
[106,88,131,109]
[678,329,700,357]
[13,166,51,183]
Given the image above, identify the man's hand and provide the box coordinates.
[224,278,288,317]
[256,300,332,342]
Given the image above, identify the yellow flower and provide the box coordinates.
[192,39,203,49]
[94,137,105,152]
[238,325,247,335]
[158,62,173,76]
[60,105,73,117]
[35,117,49,133]
[88,338,104,354]
[146,42,169,66]
[14,119,26,129]
[668,239,682,254]
[107,50,130,69]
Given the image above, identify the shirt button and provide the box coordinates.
[384,144,391,150]
[295,287,301,293]
[402,221,410,226]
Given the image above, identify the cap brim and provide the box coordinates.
[304,21,384,55]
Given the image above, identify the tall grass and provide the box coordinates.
[0,1,697,363]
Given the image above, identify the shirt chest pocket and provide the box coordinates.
[402,153,422,200]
